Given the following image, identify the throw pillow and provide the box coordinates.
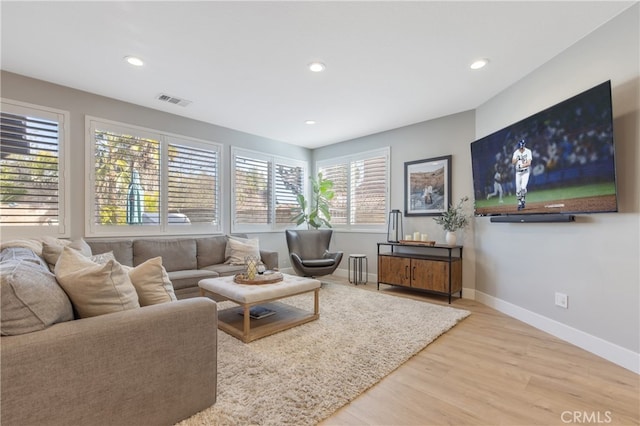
[127,257,177,306]
[224,236,260,265]
[0,239,44,257]
[54,247,139,318]
[42,238,92,271]
[1,249,74,335]
[0,246,48,267]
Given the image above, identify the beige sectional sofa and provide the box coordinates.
[86,234,279,299]
[1,234,277,425]
[0,245,217,425]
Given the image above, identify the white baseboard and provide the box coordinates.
[475,291,640,374]
[280,268,362,282]
[332,268,349,280]
[461,288,475,300]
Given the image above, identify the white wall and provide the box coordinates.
[474,5,639,372]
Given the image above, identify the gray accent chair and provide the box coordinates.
[285,229,343,277]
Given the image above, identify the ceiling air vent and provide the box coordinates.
[156,93,192,107]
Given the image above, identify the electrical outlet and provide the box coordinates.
[555,292,568,309]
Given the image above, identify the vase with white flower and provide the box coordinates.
[433,196,471,245]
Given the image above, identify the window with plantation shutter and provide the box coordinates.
[318,147,389,231]
[350,155,388,224]
[92,128,161,228]
[275,162,304,225]
[87,117,221,236]
[317,163,348,225]
[231,147,307,232]
[168,140,219,225]
[233,155,270,225]
[0,99,69,238]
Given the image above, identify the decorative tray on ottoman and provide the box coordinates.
[399,240,436,246]
[234,271,284,285]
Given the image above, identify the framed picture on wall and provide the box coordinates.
[404,155,452,216]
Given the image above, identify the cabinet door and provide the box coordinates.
[378,256,410,286]
[411,259,448,292]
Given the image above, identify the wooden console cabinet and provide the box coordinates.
[377,242,462,303]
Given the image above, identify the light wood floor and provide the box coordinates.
[320,278,640,426]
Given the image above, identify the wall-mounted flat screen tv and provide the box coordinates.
[470,80,617,217]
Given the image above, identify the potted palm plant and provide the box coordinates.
[433,196,470,245]
[291,172,334,229]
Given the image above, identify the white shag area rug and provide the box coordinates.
[178,282,470,426]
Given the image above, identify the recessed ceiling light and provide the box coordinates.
[308,62,325,72]
[124,56,144,67]
[470,58,489,70]
[305,120,316,125]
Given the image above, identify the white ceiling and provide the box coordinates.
[1,1,634,148]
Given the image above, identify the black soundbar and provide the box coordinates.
[490,214,575,223]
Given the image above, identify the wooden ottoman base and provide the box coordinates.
[199,274,320,343]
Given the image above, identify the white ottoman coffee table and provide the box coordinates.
[198,273,321,343]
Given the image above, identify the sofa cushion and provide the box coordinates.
[126,257,177,306]
[54,247,140,318]
[42,238,92,271]
[224,236,260,265]
[0,247,74,336]
[167,269,219,291]
[201,263,248,277]
[134,239,197,272]
[86,239,134,266]
[196,236,228,268]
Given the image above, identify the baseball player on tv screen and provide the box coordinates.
[512,139,532,210]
